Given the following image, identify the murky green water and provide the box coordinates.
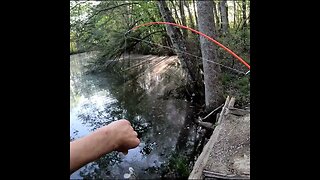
[70,52,201,179]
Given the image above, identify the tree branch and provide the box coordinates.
[236,12,250,31]
[87,3,139,21]
[70,1,87,11]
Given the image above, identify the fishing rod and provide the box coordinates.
[126,21,250,71]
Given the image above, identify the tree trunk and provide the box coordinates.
[236,1,242,27]
[157,0,201,85]
[179,0,188,39]
[192,0,198,29]
[237,12,250,31]
[219,0,229,35]
[156,5,173,48]
[248,2,250,25]
[169,0,182,25]
[213,1,220,34]
[184,0,195,30]
[196,0,224,110]
[211,3,217,35]
[185,0,200,57]
[242,0,247,28]
[233,0,237,29]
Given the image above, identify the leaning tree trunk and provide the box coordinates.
[196,0,224,110]
[219,0,229,35]
[157,0,201,85]
[155,5,173,49]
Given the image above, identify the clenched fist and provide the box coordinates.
[70,119,140,174]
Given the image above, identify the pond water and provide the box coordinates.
[70,52,202,179]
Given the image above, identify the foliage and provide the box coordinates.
[216,27,250,72]
[70,1,171,58]
[217,26,250,108]
[222,72,250,108]
[160,153,191,179]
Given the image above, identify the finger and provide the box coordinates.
[135,138,141,146]
[122,150,128,155]
[125,119,131,125]
[130,126,134,131]
[133,131,138,137]
[120,119,131,125]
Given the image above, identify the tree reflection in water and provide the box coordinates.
[70,54,205,179]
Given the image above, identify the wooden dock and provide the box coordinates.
[189,96,250,180]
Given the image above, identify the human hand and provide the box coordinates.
[70,119,140,173]
[104,119,140,154]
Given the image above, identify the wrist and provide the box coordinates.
[98,125,119,152]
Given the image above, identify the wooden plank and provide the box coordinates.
[198,121,215,130]
[189,96,250,179]
[202,103,224,120]
[228,107,250,116]
[203,170,250,179]
[203,113,250,179]
[228,97,236,108]
[188,96,230,179]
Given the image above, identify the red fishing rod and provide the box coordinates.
[128,22,250,71]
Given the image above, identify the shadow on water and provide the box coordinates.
[70,52,206,179]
